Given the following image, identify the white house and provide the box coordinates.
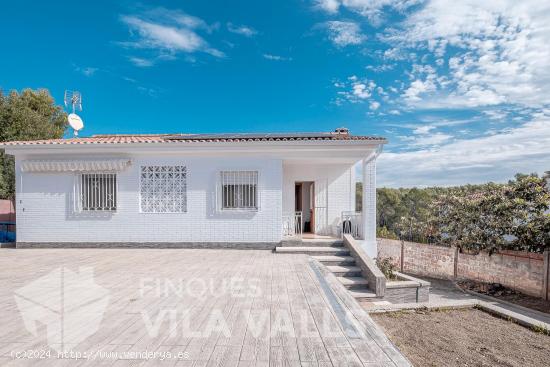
[1,128,385,256]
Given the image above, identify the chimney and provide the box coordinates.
[334,127,350,135]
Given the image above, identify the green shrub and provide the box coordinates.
[377,226,398,240]
[376,257,397,280]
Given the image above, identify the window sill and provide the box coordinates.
[220,208,259,213]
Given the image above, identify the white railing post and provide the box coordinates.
[294,211,302,237]
[341,211,362,239]
[282,211,302,238]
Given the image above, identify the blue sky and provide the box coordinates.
[1,0,549,187]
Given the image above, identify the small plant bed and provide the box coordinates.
[372,308,550,367]
[375,257,430,303]
[457,279,550,315]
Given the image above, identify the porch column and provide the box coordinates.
[361,156,377,258]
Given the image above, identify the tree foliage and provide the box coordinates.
[0,89,67,199]
[367,174,550,253]
[358,183,442,243]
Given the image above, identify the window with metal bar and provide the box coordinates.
[140,166,187,213]
[79,173,117,211]
[220,171,258,210]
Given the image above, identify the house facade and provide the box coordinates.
[1,128,385,256]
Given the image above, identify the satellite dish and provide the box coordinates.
[68,113,84,136]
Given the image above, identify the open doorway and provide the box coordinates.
[295,182,314,233]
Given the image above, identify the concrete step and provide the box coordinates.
[301,239,344,247]
[275,247,350,256]
[326,265,362,277]
[312,255,356,266]
[349,289,379,301]
[337,276,369,290]
[280,239,344,247]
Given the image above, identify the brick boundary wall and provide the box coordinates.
[377,238,550,300]
[0,199,15,223]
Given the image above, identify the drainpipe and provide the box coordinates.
[361,145,383,258]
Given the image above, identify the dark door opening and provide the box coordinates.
[295,182,314,233]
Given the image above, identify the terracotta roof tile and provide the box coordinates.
[1,131,387,146]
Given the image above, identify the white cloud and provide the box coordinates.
[384,0,550,109]
[316,0,423,25]
[323,21,366,47]
[411,132,452,146]
[333,76,383,105]
[227,23,258,37]
[119,9,224,62]
[379,115,550,187]
[315,0,340,13]
[403,78,436,102]
[75,66,98,77]
[399,124,452,147]
[353,83,371,99]
[482,110,508,121]
[144,8,213,31]
[263,54,292,61]
[383,47,408,61]
[324,1,550,186]
[366,63,395,72]
[129,57,154,67]
[412,125,435,135]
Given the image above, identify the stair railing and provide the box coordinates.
[282,211,303,238]
[341,211,362,239]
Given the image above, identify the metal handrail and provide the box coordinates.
[341,211,362,239]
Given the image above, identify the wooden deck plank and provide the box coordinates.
[0,248,410,367]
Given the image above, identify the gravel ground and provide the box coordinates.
[372,308,550,367]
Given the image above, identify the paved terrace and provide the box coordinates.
[0,249,409,367]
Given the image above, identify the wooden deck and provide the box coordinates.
[0,248,409,366]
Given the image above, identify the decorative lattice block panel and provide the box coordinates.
[140,166,187,213]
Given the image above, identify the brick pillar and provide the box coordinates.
[453,246,459,279]
[400,240,405,272]
[543,250,549,301]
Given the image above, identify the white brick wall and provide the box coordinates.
[15,156,283,243]
[15,153,359,243]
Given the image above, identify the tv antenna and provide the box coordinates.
[64,90,84,137]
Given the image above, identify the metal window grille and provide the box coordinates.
[77,173,117,212]
[140,166,187,213]
[220,171,258,210]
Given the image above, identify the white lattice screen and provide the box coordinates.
[140,166,187,213]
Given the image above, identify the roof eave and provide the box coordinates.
[0,137,387,150]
